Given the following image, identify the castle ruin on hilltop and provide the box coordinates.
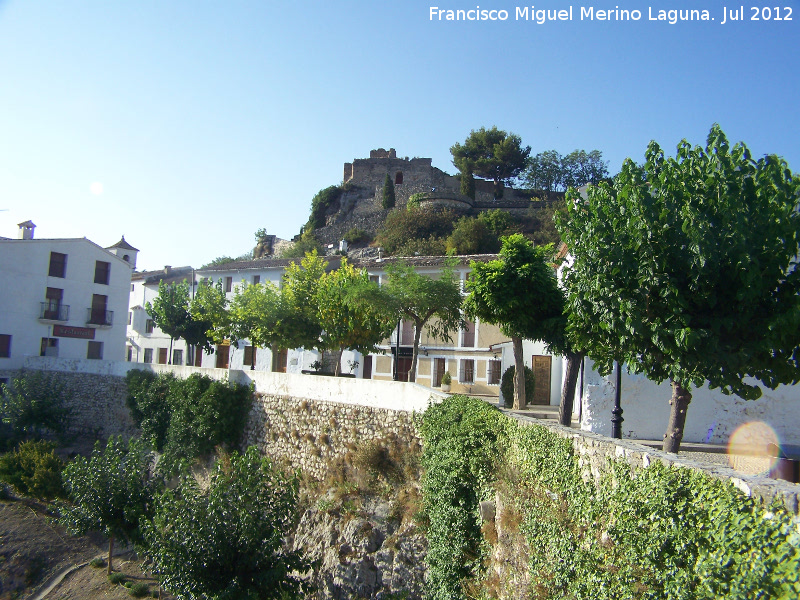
[313,148,547,246]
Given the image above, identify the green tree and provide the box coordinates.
[382,173,396,209]
[556,125,800,452]
[523,149,609,192]
[380,259,464,382]
[190,278,230,345]
[561,149,609,189]
[144,447,312,600]
[460,165,476,199]
[307,185,343,231]
[464,235,564,409]
[451,126,530,199]
[58,437,155,575]
[228,281,286,370]
[524,149,565,192]
[146,281,203,364]
[280,251,328,351]
[315,260,396,374]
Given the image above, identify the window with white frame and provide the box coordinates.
[488,360,502,384]
[460,359,475,384]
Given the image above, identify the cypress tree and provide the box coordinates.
[382,173,396,209]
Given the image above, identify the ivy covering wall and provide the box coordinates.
[420,395,800,600]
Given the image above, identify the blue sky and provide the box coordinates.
[1,1,798,270]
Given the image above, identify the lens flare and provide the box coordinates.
[726,421,780,476]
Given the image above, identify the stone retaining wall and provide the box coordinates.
[243,393,419,480]
[0,368,138,442]
[511,413,800,513]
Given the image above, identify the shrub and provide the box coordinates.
[0,371,71,449]
[108,572,126,585]
[0,440,66,501]
[126,371,253,475]
[125,370,173,451]
[279,230,323,259]
[90,558,106,568]
[500,365,535,408]
[406,192,426,210]
[343,227,370,245]
[375,206,457,255]
[419,395,506,600]
[128,582,150,597]
[160,374,253,474]
[445,216,499,255]
[440,372,451,386]
[307,185,344,230]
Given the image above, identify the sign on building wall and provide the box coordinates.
[53,325,96,340]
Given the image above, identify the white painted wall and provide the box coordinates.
[0,237,132,369]
[21,356,446,413]
[496,340,564,407]
[578,361,800,448]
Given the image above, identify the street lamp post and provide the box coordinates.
[611,360,624,439]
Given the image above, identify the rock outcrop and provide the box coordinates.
[291,497,427,600]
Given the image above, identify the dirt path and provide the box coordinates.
[0,498,163,600]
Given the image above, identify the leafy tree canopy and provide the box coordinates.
[315,260,396,367]
[451,126,531,198]
[279,251,327,350]
[464,234,564,408]
[523,148,609,192]
[58,437,156,574]
[190,278,230,345]
[556,124,800,451]
[144,447,312,600]
[381,259,464,382]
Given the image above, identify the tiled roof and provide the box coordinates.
[107,236,139,251]
[351,254,498,269]
[198,256,343,273]
[132,266,194,285]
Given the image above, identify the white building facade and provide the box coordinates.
[0,223,134,372]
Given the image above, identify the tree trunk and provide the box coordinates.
[251,345,256,370]
[409,322,423,383]
[168,337,173,365]
[512,336,525,410]
[662,380,692,453]
[559,352,584,426]
[107,535,114,575]
[334,348,342,376]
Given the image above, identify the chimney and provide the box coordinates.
[17,220,35,240]
[164,265,172,274]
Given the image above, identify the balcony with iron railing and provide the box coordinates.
[39,302,70,321]
[86,308,114,326]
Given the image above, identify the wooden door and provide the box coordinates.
[433,358,446,387]
[216,343,230,369]
[531,355,551,405]
[273,348,288,373]
[158,348,168,364]
[395,357,412,382]
[362,355,372,379]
